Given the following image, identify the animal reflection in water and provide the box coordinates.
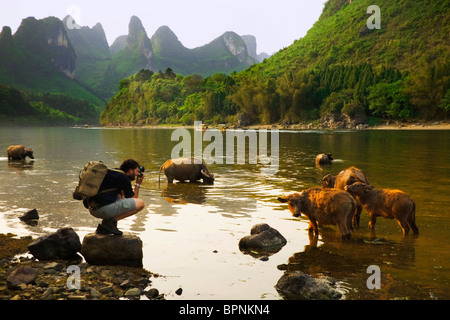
[161,182,208,205]
[7,160,35,172]
[278,229,419,299]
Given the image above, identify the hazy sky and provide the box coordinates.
[0,0,326,55]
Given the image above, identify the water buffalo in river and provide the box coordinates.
[278,188,356,240]
[315,153,333,167]
[344,182,419,235]
[159,158,215,185]
[322,166,370,227]
[7,145,34,160]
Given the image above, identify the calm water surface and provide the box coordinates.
[0,127,449,300]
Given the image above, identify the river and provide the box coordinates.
[0,126,449,299]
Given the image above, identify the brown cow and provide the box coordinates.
[315,153,333,167]
[344,182,418,235]
[7,145,34,160]
[322,166,370,227]
[278,188,355,240]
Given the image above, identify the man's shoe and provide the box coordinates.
[96,218,123,236]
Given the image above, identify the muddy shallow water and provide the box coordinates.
[0,127,449,299]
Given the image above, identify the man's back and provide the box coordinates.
[92,170,134,207]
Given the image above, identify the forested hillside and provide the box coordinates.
[0,84,101,125]
[101,0,449,127]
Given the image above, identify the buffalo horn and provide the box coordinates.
[201,169,212,178]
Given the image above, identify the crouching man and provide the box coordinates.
[85,159,145,235]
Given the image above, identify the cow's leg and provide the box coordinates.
[407,208,419,235]
[409,218,419,235]
[189,173,198,183]
[353,203,362,227]
[397,219,410,235]
[368,213,377,229]
[338,222,351,240]
[308,220,318,235]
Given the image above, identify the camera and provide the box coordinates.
[138,166,145,177]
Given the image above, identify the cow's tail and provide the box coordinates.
[158,165,163,188]
[409,200,419,234]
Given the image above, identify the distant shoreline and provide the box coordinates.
[96,120,450,131]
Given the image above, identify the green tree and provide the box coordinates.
[405,65,445,120]
[367,80,409,119]
[439,89,450,120]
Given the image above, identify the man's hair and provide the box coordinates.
[119,159,140,172]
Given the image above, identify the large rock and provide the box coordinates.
[81,233,143,267]
[275,271,342,300]
[28,227,82,260]
[239,223,287,256]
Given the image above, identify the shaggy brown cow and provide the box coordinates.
[344,182,418,235]
[159,158,214,185]
[322,166,370,227]
[278,188,355,240]
[315,153,333,167]
[7,145,34,160]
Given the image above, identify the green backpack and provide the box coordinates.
[73,161,118,200]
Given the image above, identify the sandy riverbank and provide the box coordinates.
[369,121,450,130]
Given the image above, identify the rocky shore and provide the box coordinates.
[102,119,450,131]
[0,233,163,300]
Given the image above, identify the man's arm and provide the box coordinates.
[132,174,144,199]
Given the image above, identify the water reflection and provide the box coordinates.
[278,228,420,299]
[0,127,449,299]
[7,160,35,172]
[161,183,208,205]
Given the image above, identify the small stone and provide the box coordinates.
[120,279,131,288]
[124,288,141,298]
[43,262,61,270]
[68,295,87,300]
[99,286,114,294]
[17,283,28,290]
[175,288,183,295]
[40,288,53,300]
[145,288,159,299]
[38,281,50,288]
[90,288,101,299]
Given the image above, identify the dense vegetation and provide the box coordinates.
[101,0,449,126]
[0,84,100,126]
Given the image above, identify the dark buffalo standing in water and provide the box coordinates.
[278,188,355,240]
[345,182,419,235]
[322,166,370,227]
[159,158,215,185]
